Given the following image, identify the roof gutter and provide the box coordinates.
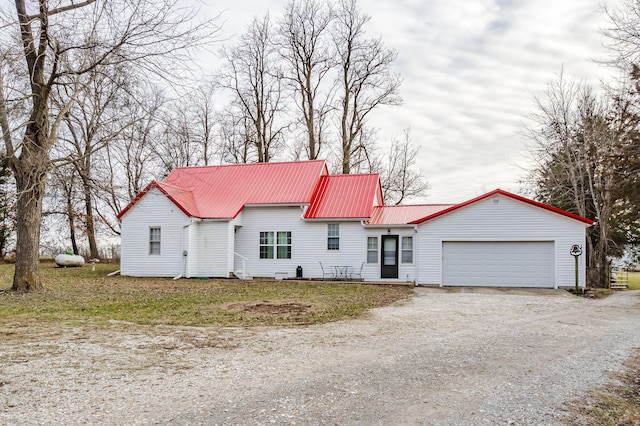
[244,203,309,208]
[303,217,369,222]
[360,220,417,230]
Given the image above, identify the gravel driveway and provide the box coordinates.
[2,288,640,425]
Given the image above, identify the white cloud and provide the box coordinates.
[366,0,622,202]
[196,0,623,202]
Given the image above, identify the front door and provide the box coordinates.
[381,235,399,279]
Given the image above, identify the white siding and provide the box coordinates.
[361,229,417,282]
[233,206,415,281]
[120,188,189,277]
[188,220,233,278]
[415,194,588,288]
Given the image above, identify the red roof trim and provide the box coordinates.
[410,189,594,225]
[116,180,194,219]
[305,174,329,218]
[116,181,155,219]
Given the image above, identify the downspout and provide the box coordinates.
[174,219,195,280]
[413,224,418,286]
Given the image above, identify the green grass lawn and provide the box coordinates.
[628,271,640,290]
[0,262,412,327]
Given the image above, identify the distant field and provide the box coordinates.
[0,263,412,327]
[629,271,640,290]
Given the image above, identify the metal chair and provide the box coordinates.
[319,262,335,280]
[350,262,365,281]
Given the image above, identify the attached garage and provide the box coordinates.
[413,189,593,289]
[442,241,554,287]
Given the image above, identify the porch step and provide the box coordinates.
[233,271,253,280]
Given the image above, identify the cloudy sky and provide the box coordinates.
[198,0,623,203]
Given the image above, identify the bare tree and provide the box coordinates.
[151,83,220,173]
[0,0,220,292]
[217,104,254,164]
[524,74,628,286]
[333,0,402,174]
[603,0,640,67]
[191,82,219,166]
[278,0,335,160]
[51,65,132,259]
[152,102,200,174]
[602,1,640,256]
[94,85,166,235]
[46,163,81,255]
[379,129,429,205]
[217,14,288,163]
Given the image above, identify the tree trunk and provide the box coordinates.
[80,151,99,258]
[11,0,52,292]
[83,178,99,259]
[11,147,48,292]
[65,187,79,255]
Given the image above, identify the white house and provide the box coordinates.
[117,160,593,288]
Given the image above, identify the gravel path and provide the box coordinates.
[1,288,640,425]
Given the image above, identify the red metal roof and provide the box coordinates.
[304,174,382,219]
[117,160,328,219]
[367,204,455,225]
[118,168,593,227]
[410,189,594,225]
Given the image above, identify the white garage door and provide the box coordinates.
[442,241,554,288]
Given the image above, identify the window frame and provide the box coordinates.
[260,231,292,259]
[401,236,413,264]
[276,231,292,259]
[367,236,378,263]
[149,227,161,255]
[259,231,275,259]
[327,224,340,251]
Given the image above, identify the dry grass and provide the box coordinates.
[0,263,412,328]
[565,350,640,425]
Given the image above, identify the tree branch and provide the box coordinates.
[0,70,14,160]
[27,0,97,20]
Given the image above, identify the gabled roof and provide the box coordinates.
[410,188,594,225]
[117,160,328,219]
[367,204,455,225]
[118,165,593,227]
[304,174,382,219]
[116,180,199,219]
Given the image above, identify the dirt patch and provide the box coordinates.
[225,301,314,315]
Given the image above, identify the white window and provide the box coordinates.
[327,224,339,250]
[260,231,292,259]
[277,231,292,259]
[259,231,274,259]
[367,237,378,263]
[401,236,413,263]
[149,227,161,255]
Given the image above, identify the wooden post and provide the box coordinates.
[570,244,583,293]
[575,255,579,293]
